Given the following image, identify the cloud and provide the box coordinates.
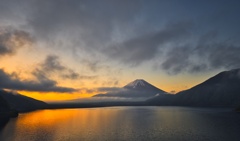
[203,44,240,70]
[32,55,97,85]
[61,70,80,80]
[104,22,192,66]
[20,0,240,75]
[81,59,102,72]
[159,49,199,74]
[159,31,240,74]
[0,69,76,92]
[93,88,158,98]
[97,87,122,93]
[35,55,96,80]
[1,0,240,76]
[41,55,65,71]
[93,84,165,99]
[23,0,142,50]
[0,26,32,56]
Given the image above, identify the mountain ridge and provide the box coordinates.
[0,90,47,112]
[147,68,240,107]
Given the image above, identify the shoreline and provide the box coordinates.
[42,102,238,111]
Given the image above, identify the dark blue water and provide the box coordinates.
[0,107,240,141]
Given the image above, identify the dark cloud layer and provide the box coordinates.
[32,55,97,83]
[97,87,122,93]
[94,87,163,98]
[1,0,240,75]
[41,55,65,72]
[105,22,192,66]
[25,0,142,50]
[160,33,240,74]
[40,55,79,79]
[0,27,32,56]
[0,69,76,92]
[35,55,96,80]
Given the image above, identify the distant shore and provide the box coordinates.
[44,101,240,112]
[46,101,146,109]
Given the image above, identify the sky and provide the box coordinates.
[0,0,240,101]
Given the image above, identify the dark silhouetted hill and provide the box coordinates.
[0,94,10,112]
[147,69,240,107]
[0,90,47,112]
[0,93,13,127]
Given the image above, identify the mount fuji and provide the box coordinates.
[124,79,163,91]
[93,79,167,99]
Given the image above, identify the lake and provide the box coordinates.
[1,106,240,141]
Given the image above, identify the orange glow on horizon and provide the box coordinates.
[18,85,189,102]
[18,91,95,102]
[17,78,202,101]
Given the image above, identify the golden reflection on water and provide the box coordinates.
[0,107,201,141]
[18,109,78,126]
[1,108,133,141]
[1,107,239,141]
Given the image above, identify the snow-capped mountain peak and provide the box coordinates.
[123,79,164,92]
[124,79,147,88]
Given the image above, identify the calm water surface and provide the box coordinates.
[1,106,240,141]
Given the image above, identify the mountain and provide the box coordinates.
[94,79,167,99]
[0,95,10,112]
[0,95,10,127]
[123,79,163,92]
[0,90,47,112]
[147,68,240,107]
[0,92,18,126]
